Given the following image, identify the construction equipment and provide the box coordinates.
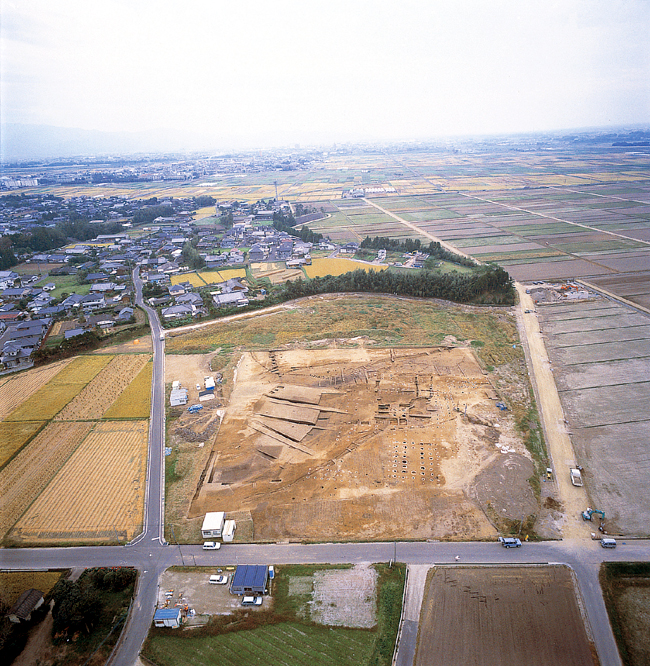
[582,508,605,522]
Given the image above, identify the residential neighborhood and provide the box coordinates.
[0,191,361,373]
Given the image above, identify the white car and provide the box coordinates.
[241,596,263,606]
[203,541,221,550]
[209,574,228,584]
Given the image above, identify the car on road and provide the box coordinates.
[601,538,617,548]
[209,574,228,584]
[498,537,522,548]
[241,595,263,606]
[203,541,221,550]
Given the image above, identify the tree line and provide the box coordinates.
[360,235,475,267]
[278,264,513,304]
[273,210,323,244]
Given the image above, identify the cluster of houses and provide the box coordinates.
[1,317,51,369]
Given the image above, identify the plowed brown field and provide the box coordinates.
[415,566,596,666]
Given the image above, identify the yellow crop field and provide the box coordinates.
[171,272,206,287]
[197,271,223,284]
[212,268,247,281]
[0,571,63,608]
[11,420,149,543]
[55,354,150,421]
[0,421,94,540]
[0,421,46,468]
[103,361,152,419]
[0,359,72,420]
[305,257,389,278]
[50,354,114,384]
[6,382,88,422]
[194,205,217,220]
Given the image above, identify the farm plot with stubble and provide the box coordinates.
[103,360,153,418]
[10,420,149,544]
[0,421,95,541]
[54,354,150,420]
[0,359,72,420]
[5,355,113,421]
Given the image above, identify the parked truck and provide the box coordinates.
[570,468,583,486]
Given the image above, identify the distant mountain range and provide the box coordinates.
[0,124,226,162]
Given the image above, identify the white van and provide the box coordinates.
[241,596,263,606]
[601,538,617,548]
[203,541,221,550]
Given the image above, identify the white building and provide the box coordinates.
[201,511,225,539]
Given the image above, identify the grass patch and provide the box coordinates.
[166,296,519,362]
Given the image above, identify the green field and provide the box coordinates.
[35,274,92,299]
[145,622,376,666]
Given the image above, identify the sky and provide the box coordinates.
[1,0,649,149]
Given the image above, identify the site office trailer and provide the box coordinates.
[201,511,225,539]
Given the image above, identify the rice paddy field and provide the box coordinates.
[304,257,388,278]
[170,268,247,287]
[0,353,153,545]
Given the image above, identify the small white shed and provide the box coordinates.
[153,607,181,628]
[222,519,236,542]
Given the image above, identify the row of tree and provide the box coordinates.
[277,264,514,304]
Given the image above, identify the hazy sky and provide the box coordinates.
[2,0,649,147]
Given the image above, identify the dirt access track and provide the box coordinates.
[188,346,537,542]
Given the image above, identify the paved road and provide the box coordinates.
[2,539,649,665]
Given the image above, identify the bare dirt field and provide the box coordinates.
[181,347,536,542]
[537,297,650,536]
[156,564,376,627]
[415,566,596,666]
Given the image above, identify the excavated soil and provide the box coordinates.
[181,346,535,542]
